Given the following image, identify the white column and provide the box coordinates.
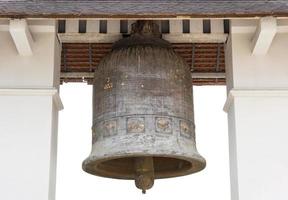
[0,19,63,200]
[225,18,288,200]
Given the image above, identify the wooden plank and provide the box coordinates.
[162,33,228,43]
[61,72,226,79]
[58,33,122,43]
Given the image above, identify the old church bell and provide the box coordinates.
[82,21,206,193]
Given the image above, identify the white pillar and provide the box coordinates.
[225,19,288,200]
[0,19,62,200]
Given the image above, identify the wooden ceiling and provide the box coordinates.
[60,42,226,86]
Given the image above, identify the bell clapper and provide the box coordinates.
[134,157,155,194]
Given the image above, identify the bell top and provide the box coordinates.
[112,20,171,49]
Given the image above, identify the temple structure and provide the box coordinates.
[0,1,288,200]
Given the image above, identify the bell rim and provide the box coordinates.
[82,153,206,180]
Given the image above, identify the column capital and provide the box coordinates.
[0,88,63,110]
[224,89,288,112]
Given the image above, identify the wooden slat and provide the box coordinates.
[60,42,226,85]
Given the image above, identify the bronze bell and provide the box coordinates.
[82,21,206,193]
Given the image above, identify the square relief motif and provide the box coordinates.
[180,120,194,139]
[155,117,172,134]
[127,117,145,133]
[97,119,118,138]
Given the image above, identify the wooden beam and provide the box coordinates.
[9,19,34,56]
[162,33,228,43]
[252,17,277,56]
[61,72,94,79]
[191,72,225,79]
[60,72,226,79]
[57,19,228,43]
[58,33,122,43]
[58,32,227,43]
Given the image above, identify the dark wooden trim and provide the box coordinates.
[203,20,211,34]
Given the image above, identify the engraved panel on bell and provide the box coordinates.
[127,117,145,133]
[180,120,195,139]
[104,77,113,90]
[95,119,118,138]
[155,117,172,134]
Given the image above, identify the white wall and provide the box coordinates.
[0,95,55,199]
[0,20,60,88]
[232,96,288,200]
[226,19,288,200]
[0,19,62,200]
[229,32,288,89]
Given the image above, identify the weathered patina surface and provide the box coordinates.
[82,21,206,192]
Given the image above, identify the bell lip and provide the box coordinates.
[82,153,206,180]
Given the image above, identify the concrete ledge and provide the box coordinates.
[58,33,122,43]
[60,72,226,80]
[0,88,63,110]
[58,32,228,43]
[224,89,288,112]
[162,33,228,43]
[0,19,56,33]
